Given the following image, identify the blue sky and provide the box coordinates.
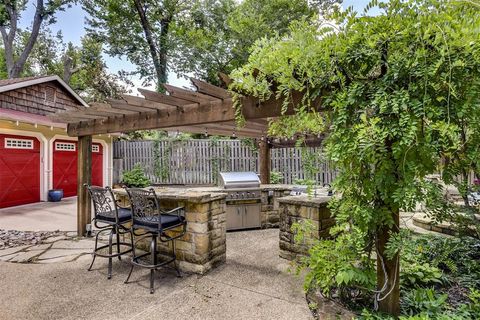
[18,0,374,91]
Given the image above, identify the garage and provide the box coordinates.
[0,134,40,208]
[53,139,103,197]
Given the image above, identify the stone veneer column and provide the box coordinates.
[115,190,227,274]
[260,186,292,228]
[277,195,333,261]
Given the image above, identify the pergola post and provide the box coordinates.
[77,135,92,236]
[259,140,271,184]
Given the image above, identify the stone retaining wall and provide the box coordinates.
[278,195,332,261]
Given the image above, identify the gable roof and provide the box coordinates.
[0,75,89,108]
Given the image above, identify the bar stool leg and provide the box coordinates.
[150,234,158,294]
[115,226,122,261]
[108,228,114,279]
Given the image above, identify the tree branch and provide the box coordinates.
[132,0,164,88]
[10,0,45,77]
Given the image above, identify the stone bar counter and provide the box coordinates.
[114,187,227,274]
[278,194,333,261]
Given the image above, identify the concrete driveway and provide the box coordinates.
[0,229,312,320]
[0,198,77,231]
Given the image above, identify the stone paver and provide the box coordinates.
[0,245,31,257]
[37,248,91,260]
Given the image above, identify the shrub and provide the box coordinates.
[270,171,283,184]
[121,164,150,188]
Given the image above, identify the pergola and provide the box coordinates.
[48,77,324,235]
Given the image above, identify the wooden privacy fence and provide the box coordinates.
[113,139,337,185]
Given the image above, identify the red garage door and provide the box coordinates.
[0,134,40,208]
[53,140,103,197]
[92,143,103,187]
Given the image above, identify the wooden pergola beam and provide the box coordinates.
[121,94,182,111]
[138,89,194,107]
[166,124,263,138]
[163,84,220,104]
[68,99,235,136]
[77,135,92,236]
[259,140,271,184]
[190,78,230,99]
[240,92,323,119]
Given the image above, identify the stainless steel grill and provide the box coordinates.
[218,172,262,230]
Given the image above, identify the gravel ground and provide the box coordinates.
[0,229,68,249]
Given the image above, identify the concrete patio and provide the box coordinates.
[0,197,78,231]
[0,229,312,320]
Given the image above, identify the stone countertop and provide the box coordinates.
[113,187,227,204]
[181,184,294,193]
[277,194,332,207]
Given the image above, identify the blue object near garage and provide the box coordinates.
[48,189,64,202]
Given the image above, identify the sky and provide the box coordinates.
[18,0,374,92]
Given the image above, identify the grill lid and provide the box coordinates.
[218,171,261,189]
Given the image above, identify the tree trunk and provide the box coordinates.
[158,19,170,86]
[376,209,400,316]
[1,0,45,78]
[132,0,167,90]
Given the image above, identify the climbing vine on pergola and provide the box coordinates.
[230,0,480,315]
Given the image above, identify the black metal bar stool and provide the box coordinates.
[124,187,186,294]
[86,185,134,279]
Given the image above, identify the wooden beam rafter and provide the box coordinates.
[190,78,230,99]
[121,94,182,111]
[68,98,236,136]
[163,84,221,104]
[138,89,195,107]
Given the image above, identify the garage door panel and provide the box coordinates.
[0,134,40,208]
[53,140,77,197]
[92,143,103,187]
[53,140,104,196]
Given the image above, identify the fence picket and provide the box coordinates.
[113,140,337,185]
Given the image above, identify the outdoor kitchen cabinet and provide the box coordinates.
[226,202,261,230]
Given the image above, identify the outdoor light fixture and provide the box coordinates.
[15,121,19,126]
[50,126,53,131]
[34,123,38,128]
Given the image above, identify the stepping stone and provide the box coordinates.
[36,253,89,264]
[9,250,46,263]
[38,248,91,260]
[25,243,52,251]
[43,235,68,243]
[0,245,31,257]
[0,252,23,262]
[51,239,94,250]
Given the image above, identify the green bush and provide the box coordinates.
[270,171,283,184]
[121,164,150,188]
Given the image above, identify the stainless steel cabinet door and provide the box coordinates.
[226,205,244,230]
[243,203,261,229]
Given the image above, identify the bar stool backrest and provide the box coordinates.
[86,185,119,223]
[125,188,160,224]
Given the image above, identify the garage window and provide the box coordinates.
[5,138,34,149]
[92,145,100,153]
[55,142,76,151]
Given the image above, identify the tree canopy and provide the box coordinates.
[230,0,480,315]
